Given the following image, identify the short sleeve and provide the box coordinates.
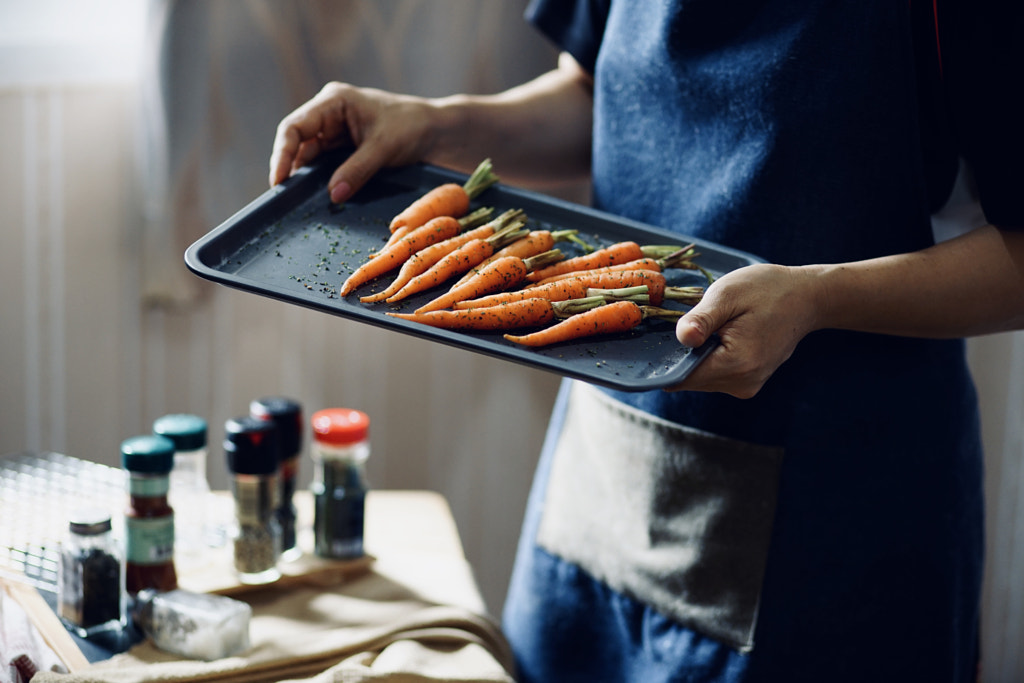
[525,0,612,74]
[939,1,1024,228]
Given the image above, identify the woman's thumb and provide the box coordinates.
[676,304,718,348]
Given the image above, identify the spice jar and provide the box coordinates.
[122,435,178,595]
[153,414,212,569]
[224,416,282,584]
[249,397,303,562]
[310,408,370,559]
[57,509,125,637]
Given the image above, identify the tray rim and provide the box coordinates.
[184,155,765,391]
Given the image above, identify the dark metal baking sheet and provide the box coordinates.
[185,150,764,391]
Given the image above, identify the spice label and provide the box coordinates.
[126,516,175,564]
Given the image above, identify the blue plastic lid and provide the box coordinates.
[121,435,175,473]
[153,413,208,451]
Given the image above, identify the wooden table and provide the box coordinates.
[5,490,477,674]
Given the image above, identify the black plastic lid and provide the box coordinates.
[249,396,303,457]
[224,416,279,475]
[121,435,175,473]
[153,413,208,451]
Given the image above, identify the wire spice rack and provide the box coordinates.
[0,452,125,592]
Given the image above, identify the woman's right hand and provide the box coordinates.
[269,82,440,203]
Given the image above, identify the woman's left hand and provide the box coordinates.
[668,263,824,398]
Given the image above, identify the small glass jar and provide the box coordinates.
[224,416,282,584]
[58,509,125,637]
[250,397,303,562]
[153,414,213,569]
[122,435,178,595]
[310,408,370,559]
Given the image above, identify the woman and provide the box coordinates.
[269,2,1024,680]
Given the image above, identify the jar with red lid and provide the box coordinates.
[310,408,370,559]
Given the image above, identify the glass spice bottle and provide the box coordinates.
[121,435,178,595]
[153,413,212,570]
[224,416,282,584]
[249,397,303,562]
[58,508,125,637]
[310,408,370,559]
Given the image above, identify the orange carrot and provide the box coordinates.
[524,244,701,287]
[386,295,610,331]
[383,222,528,304]
[415,249,564,314]
[451,229,589,289]
[340,215,472,296]
[524,241,643,283]
[359,209,520,303]
[503,301,683,347]
[389,159,499,234]
[386,297,558,331]
[524,242,696,284]
[459,270,669,309]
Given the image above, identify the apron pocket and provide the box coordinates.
[536,382,783,652]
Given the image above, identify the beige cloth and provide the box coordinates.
[33,555,515,683]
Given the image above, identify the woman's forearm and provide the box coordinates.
[424,53,594,187]
[811,224,1024,338]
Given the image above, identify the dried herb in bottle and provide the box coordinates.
[58,509,125,636]
[310,408,370,559]
[122,435,178,595]
[250,397,303,562]
[224,416,282,584]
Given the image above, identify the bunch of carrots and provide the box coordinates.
[339,160,711,347]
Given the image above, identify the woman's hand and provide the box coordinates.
[269,83,439,204]
[669,264,825,398]
[269,52,594,203]
[669,225,1024,398]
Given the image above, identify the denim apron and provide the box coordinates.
[503,2,985,682]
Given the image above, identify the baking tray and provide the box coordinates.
[185,150,763,391]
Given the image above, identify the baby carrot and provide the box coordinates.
[451,229,588,289]
[524,241,645,283]
[459,269,669,309]
[386,295,609,331]
[415,249,564,314]
[359,209,521,303]
[339,215,466,296]
[524,245,701,287]
[503,301,683,347]
[389,159,499,234]
[386,297,558,331]
[383,222,528,304]
[373,206,493,258]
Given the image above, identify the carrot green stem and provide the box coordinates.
[552,295,609,318]
[462,159,500,200]
[586,285,652,304]
[640,305,685,323]
[554,229,595,253]
[523,249,564,272]
[458,207,494,228]
[665,285,705,305]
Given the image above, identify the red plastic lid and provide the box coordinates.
[311,408,370,446]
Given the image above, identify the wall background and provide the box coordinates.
[1,1,1022,679]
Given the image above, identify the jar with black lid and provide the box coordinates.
[58,508,125,637]
[224,416,282,584]
[249,397,303,562]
